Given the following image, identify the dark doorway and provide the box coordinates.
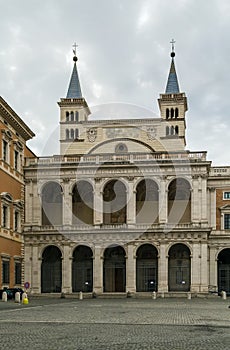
[41,246,62,293]
[218,248,230,295]
[103,245,126,292]
[136,244,158,292]
[168,244,191,292]
[72,245,93,292]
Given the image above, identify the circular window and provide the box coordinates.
[115,143,128,153]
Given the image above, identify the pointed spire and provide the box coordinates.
[66,44,82,99]
[165,39,180,94]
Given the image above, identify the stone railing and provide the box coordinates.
[25,151,207,167]
[209,167,230,176]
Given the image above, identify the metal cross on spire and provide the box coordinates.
[170,39,176,53]
[72,42,78,56]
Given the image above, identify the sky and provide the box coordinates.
[0,0,229,165]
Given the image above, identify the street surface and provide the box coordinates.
[0,297,229,349]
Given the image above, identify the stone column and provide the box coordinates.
[126,244,136,293]
[127,180,136,226]
[62,180,72,225]
[159,178,167,224]
[93,246,103,294]
[201,175,208,223]
[191,242,201,292]
[200,242,208,292]
[30,244,41,294]
[209,187,216,229]
[191,176,199,223]
[158,243,168,292]
[94,180,103,226]
[62,244,72,293]
[24,244,32,288]
[209,246,218,291]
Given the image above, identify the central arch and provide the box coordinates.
[136,244,158,292]
[168,244,191,292]
[103,245,126,292]
[72,245,93,292]
[136,179,159,224]
[103,180,127,224]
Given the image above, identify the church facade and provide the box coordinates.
[23,48,230,296]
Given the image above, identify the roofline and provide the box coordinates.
[0,96,35,141]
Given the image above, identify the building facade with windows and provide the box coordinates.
[0,97,35,289]
[23,48,230,296]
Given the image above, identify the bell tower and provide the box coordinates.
[158,40,188,149]
[58,44,90,155]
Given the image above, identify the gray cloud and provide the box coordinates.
[0,0,229,164]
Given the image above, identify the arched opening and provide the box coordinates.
[72,245,93,292]
[72,181,93,225]
[70,129,74,139]
[75,111,79,121]
[168,178,191,224]
[175,108,179,118]
[175,125,179,135]
[170,126,174,135]
[41,182,62,225]
[171,108,174,118]
[136,244,158,292]
[103,245,126,292]
[66,129,69,139]
[218,248,230,295]
[103,180,127,224]
[75,129,79,139]
[115,143,128,153]
[41,246,62,293]
[166,108,169,119]
[66,111,69,121]
[70,111,74,121]
[136,179,159,224]
[168,244,191,292]
[166,126,169,136]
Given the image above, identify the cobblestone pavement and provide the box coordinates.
[0,297,229,350]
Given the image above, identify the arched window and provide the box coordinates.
[175,125,179,135]
[175,108,179,118]
[115,143,128,153]
[75,129,79,139]
[166,108,169,119]
[171,108,174,118]
[41,182,63,225]
[166,126,169,136]
[70,129,74,139]
[70,111,74,121]
[66,111,69,122]
[136,179,159,224]
[168,178,191,224]
[103,180,127,224]
[75,111,79,122]
[72,181,93,225]
[66,129,69,139]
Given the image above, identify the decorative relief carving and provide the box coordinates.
[106,127,139,139]
[146,126,157,140]
[87,128,97,142]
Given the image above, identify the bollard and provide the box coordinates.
[79,291,83,300]
[2,291,7,302]
[23,297,29,305]
[22,292,28,303]
[152,291,157,300]
[161,292,165,299]
[221,291,227,300]
[187,292,192,300]
[15,291,21,303]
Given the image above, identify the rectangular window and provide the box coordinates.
[14,211,19,231]
[3,140,8,162]
[2,205,8,228]
[223,192,230,200]
[224,214,230,229]
[2,260,10,284]
[14,150,19,170]
[15,262,21,285]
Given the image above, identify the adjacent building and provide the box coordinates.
[0,97,35,289]
[23,47,230,296]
